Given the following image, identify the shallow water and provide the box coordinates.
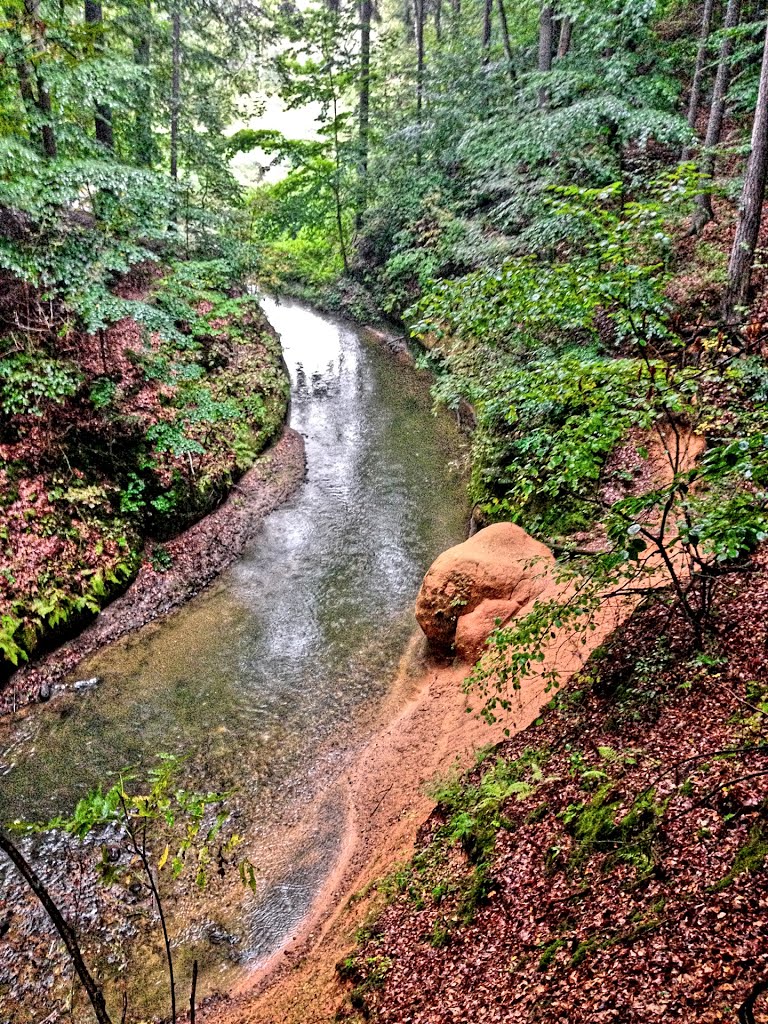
[0,298,469,999]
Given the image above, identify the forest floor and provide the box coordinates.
[333,557,768,1024]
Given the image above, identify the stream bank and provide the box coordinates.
[2,426,306,715]
[0,264,292,702]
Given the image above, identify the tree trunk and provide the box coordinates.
[170,1,181,180]
[435,0,441,40]
[22,0,57,157]
[481,0,492,61]
[403,0,414,42]
[537,3,554,109]
[7,27,37,136]
[415,0,425,140]
[84,0,114,147]
[356,0,372,231]
[496,0,515,81]
[0,830,112,1024]
[556,14,572,59]
[449,0,459,33]
[683,0,716,160]
[723,16,768,318]
[134,29,153,165]
[691,0,742,232]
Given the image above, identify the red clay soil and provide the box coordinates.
[340,556,768,1024]
[2,427,305,715]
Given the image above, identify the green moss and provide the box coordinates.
[430,920,452,948]
[714,824,768,890]
[560,781,667,876]
[538,937,568,970]
[571,936,603,966]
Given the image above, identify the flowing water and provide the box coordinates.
[0,298,469,1011]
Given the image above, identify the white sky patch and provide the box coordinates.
[228,93,324,187]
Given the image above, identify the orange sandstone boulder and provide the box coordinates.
[454,598,521,663]
[415,523,554,657]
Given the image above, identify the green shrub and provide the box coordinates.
[0,351,82,416]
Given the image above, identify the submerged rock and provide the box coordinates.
[72,676,100,691]
[415,523,553,659]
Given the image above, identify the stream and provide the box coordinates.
[0,297,469,1015]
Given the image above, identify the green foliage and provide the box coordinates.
[471,353,671,531]
[560,782,668,876]
[410,169,698,351]
[150,545,173,573]
[428,748,549,863]
[40,753,242,890]
[0,615,27,667]
[0,350,82,416]
[245,137,352,287]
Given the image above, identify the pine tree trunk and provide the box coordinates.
[537,4,554,109]
[8,27,37,135]
[170,1,181,180]
[435,0,441,41]
[134,29,153,165]
[556,14,572,59]
[403,0,414,42]
[85,0,114,148]
[356,0,372,231]
[482,0,492,60]
[683,0,716,160]
[691,0,741,232]
[496,0,515,81]
[723,17,768,318]
[450,0,460,32]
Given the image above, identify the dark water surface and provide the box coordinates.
[0,298,469,999]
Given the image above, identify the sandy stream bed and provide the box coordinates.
[202,585,636,1024]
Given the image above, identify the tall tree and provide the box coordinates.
[496,0,515,81]
[414,0,425,132]
[481,0,492,62]
[84,0,114,148]
[7,26,38,142]
[356,0,372,230]
[133,1,154,166]
[691,0,742,233]
[537,3,554,109]
[723,16,768,318]
[683,0,716,161]
[170,0,181,179]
